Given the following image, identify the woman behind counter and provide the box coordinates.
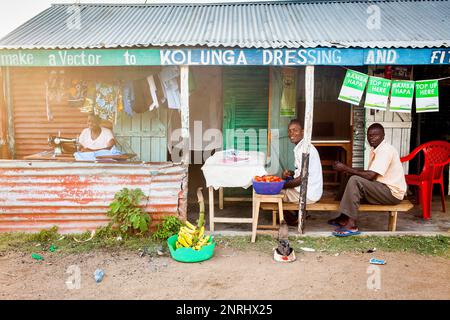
[74,114,121,161]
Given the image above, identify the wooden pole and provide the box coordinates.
[180,65,190,165]
[4,67,15,159]
[0,68,7,159]
[298,66,314,234]
[179,66,190,221]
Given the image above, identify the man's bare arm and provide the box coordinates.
[283,176,302,189]
[333,161,378,181]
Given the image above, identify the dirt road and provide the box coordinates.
[1,247,449,300]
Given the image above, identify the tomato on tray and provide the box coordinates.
[253,175,283,183]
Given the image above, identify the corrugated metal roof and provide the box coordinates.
[0,1,448,49]
[0,161,188,234]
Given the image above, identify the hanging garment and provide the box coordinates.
[132,78,152,113]
[117,85,124,113]
[67,79,88,108]
[159,66,181,109]
[45,81,53,122]
[94,82,118,122]
[47,70,66,103]
[122,81,134,117]
[80,81,96,114]
[146,75,159,111]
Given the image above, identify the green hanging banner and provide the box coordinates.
[415,80,439,113]
[364,76,392,111]
[338,69,369,106]
[389,80,415,113]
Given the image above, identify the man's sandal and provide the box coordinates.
[332,228,361,237]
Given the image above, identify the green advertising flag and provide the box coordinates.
[338,69,369,106]
[389,80,415,113]
[364,76,392,111]
[415,80,439,113]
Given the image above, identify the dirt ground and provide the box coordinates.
[1,247,449,300]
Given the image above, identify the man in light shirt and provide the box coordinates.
[78,113,115,152]
[281,119,323,225]
[330,123,407,236]
[74,113,120,161]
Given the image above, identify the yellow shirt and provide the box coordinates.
[368,140,407,200]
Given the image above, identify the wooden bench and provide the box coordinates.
[256,199,414,238]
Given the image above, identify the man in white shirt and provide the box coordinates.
[78,114,115,152]
[74,114,119,161]
[281,119,323,225]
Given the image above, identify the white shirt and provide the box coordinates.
[293,140,323,202]
[79,127,115,150]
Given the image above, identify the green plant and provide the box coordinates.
[152,216,183,241]
[29,226,60,243]
[107,188,151,236]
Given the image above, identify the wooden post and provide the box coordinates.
[0,68,7,159]
[180,65,190,165]
[3,67,14,159]
[298,66,314,234]
[179,66,190,221]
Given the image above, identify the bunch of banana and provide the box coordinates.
[175,220,211,250]
[175,188,211,250]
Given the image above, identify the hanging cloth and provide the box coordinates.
[45,81,53,122]
[147,75,159,111]
[122,81,134,117]
[94,82,118,122]
[67,79,88,108]
[132,78,152,113]
[47,70,66,103]
[80,81,96,114]
[159,66,181,109]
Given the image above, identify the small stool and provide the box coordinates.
[252,192,284,242]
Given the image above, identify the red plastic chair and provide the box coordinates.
[400,141,450,219]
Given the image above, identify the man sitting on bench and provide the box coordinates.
[281,119,323,225]
[330,123,407,236]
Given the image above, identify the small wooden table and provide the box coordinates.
[202,151,267,232]
[208,186,254,232]
[252,192,284,243]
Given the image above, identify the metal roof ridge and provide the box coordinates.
[49,0,449,7]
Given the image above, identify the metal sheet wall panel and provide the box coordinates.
[10,68,87,159]
[0,161,188,234]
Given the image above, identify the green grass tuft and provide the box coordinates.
[0,227,449,258]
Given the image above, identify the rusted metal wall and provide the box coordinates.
[0,161,188,234]
[9,67,165,160]
[10,67,87,159]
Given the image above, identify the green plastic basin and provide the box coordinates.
[167,234,215,263]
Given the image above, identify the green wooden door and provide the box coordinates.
[269,68,297,175]
[113,108,167,162]
[223,67,269,153]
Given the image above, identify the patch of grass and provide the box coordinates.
[0,227,449,258]
[214,235,450,258]
[0,227,165,256]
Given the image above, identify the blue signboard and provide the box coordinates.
[0,48,449,67]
